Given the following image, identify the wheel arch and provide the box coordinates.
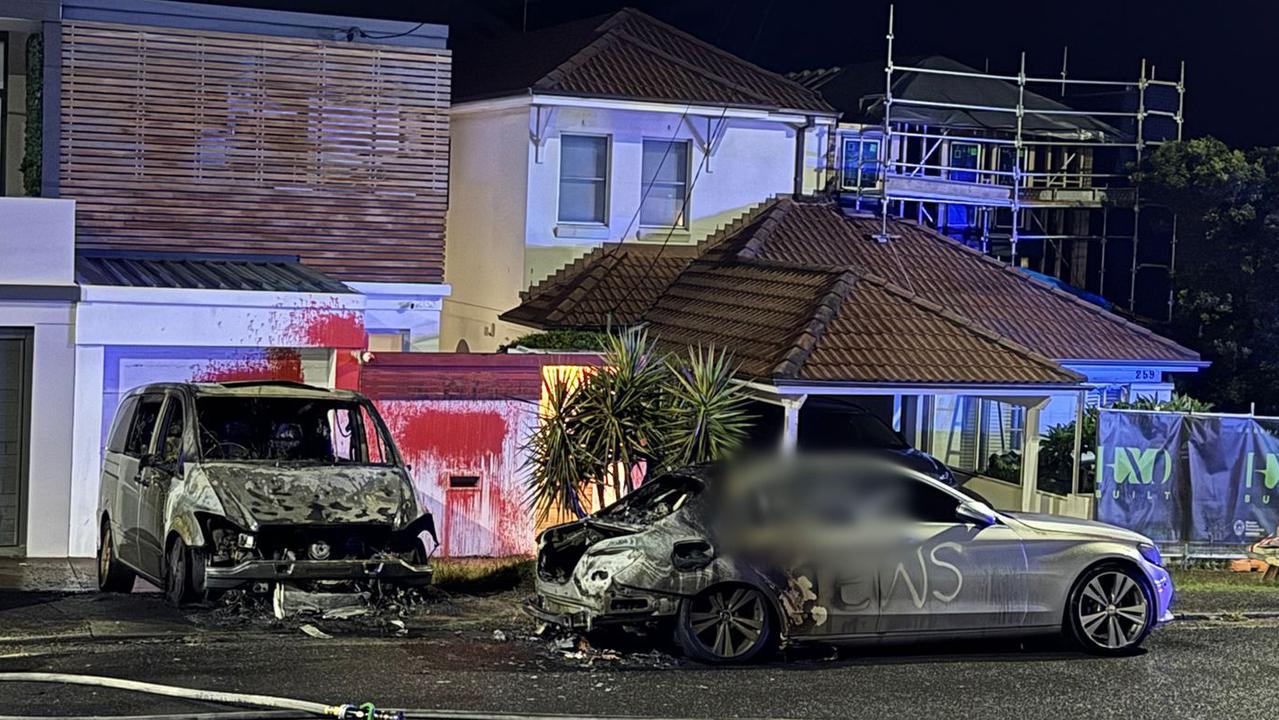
[688,578,787,638]
[1062,555,1152,626]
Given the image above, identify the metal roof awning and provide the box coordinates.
[75,251,356,294]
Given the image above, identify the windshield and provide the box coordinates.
[196,396,395,465]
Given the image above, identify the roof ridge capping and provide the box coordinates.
[611,9,834,113]
[772,268,861,379]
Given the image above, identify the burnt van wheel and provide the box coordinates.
[676,585,774,664]
[164,537,197,607]
[97,521,135,593]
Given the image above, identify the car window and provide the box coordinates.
[905,478,961,523]
[198,396,396,464]
[157,396,185,468]
[360,405,389,464]
[125,396,164,458]
[107,397,139,454]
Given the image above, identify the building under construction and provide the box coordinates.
[791,17,1185,320]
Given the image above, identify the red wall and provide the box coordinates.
[361,353,599,557]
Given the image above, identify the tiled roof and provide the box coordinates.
[75,251,355,294]
[501,197,1197,386]
[723,198,1198,363]
[499,244,701,330]
[644,260,1081,386]
[453,9,834,114]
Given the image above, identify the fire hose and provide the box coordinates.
[0,673,397,720]
[0,672,796,720]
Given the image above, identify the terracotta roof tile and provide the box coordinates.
[454,9,834,114]
[706,198,1199,363]
[643,260,1080,386]
[499,244,701,330]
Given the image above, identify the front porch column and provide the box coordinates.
[781,395,807,453]
[1019,399,1049,512]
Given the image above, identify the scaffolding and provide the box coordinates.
[853,6,1185,318]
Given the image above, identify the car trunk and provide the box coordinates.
[537,518,640,584]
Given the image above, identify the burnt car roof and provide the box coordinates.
[126,380,368,401]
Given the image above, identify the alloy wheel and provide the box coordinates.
[1076,570,1149,650]
[688,586,767,659]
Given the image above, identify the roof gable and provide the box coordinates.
[454,9,833,113]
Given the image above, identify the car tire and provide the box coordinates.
[675,584,775,664]
[164,537,196,607]
[1066,562,1155,656]
[97,521,135,593]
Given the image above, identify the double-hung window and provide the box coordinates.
[640,139,690,228]
[558,135,609,224]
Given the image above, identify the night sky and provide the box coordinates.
[208,0,1275,148]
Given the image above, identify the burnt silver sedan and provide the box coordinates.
[526,457,1173,663]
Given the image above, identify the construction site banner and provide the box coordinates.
[1095,410,1187,542]
[1096,409,1279,545]
[1187,415,1279,543]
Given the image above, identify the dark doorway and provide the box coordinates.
[0,329,32,549]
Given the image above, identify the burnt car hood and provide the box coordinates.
[200,462,411,530]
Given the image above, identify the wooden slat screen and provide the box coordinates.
[60,21,450,283]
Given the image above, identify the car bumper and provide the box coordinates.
[204,558,433,589]
[1147,562,1175,625]
[525,579,678,630]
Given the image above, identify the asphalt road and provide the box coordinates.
[0,600,1275,720]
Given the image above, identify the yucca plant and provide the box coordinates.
[525,372,593,524]
[659,345,753,471]
[524,330,753,520]
[572,329,668,497]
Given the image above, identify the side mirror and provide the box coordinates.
[137,452,154,470]
[957,501,998,526]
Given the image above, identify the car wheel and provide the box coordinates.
[97,521,135,593]
[164,537,196,607]
[676,585,775,664]
[1066,563,1154,656]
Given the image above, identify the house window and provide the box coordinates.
[640,139,690,227]
[558,135,609,224]
[840,136,881,190]
[949,142,980,183]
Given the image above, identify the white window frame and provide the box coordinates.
[556,133,611,225]
[840,134,882,191]
[639,138,692,229]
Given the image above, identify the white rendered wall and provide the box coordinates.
[442,99,830,353]
[440,106,532,353]
[0,199,75,285]
[0,301,76,557]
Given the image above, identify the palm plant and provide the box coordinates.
[659,345,753,471]
[524,330,752,521]
[573,329,668,498]
[525,372,593,524]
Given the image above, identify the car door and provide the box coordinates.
[136,392,186,580]
[782,464,881,640]
[100,395,138,542]
[116,394,165,570]
[876,474,1029,635]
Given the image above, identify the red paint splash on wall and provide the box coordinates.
[279,304,366,349]
[301,310,366,348]
[191,349,304,383]
[377,400,533,557]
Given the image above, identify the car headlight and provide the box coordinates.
[1138,542,1163,567]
